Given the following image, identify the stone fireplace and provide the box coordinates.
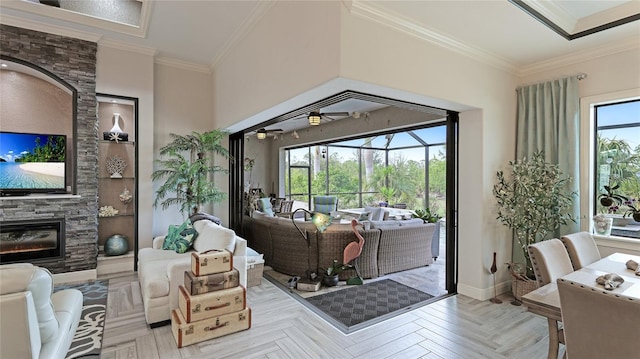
[0,25,99,274]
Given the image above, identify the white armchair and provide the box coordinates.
[0,263,83,359]
[137,219,247,326]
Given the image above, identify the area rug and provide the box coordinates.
[265,274,435,333]
[54,280,108,359]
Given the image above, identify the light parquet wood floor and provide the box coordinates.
[99,271,559,359]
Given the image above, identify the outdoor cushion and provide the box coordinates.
[314,196,338,215]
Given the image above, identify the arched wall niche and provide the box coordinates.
[0,55,78,193]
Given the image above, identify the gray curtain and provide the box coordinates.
[516,76,581,236]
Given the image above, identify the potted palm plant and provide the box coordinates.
[493,151,577,299]
[152,129,231,216]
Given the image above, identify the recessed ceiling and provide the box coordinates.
[510,0,640,40]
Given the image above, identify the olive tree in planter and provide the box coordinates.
[493,150,576,279]
[151,130,230,217]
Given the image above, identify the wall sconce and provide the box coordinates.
[308,111,321,126]
[256,129,267,140]
[292,130,299,139]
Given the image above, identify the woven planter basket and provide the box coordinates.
[511,277,538,301]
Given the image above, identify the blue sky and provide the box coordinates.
[0,133,56,162]
[597,100,640,150]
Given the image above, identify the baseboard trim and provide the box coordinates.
[457,279,510,301]
[53,269,97,285]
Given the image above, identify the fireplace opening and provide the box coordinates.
[0,218,65,264]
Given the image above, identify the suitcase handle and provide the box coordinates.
[201,249,223,254]
[205,303,230,311]
[204,321,229,331]
[206,279,226,287]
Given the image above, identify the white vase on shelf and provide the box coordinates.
[109,113,124,133]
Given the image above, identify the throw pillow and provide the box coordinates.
[163,219,198,253]
[192,220,237,253]
[257,197,274,216]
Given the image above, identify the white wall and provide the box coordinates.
[96,44,155,250]
[152,63,217,232]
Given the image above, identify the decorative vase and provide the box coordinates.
[593,216,613,236]
[323,275,339,287]
[104,234,129,256]
[110,113,124,133]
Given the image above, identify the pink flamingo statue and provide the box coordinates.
[344,219,365,284]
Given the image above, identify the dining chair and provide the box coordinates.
[528,238,574,359]
[528,238,574,287]
[557,277,640,358]
[559,232,601,270]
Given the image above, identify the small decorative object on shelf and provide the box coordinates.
[99,205,119,217]
[119,187,133,214]
[104,234,129,256]
[103,113,129,142]
[106,155,127,178]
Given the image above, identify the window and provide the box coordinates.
[594,99,640,238]
[284,125,447,214]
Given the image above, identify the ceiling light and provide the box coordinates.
[292,130,299,139]
[257,129,267,140]
[1,63,7,68]
[308,112,321,126]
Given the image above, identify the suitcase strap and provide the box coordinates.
[205,303,230,311]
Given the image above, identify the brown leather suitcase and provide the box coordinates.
[171,307,251,348]
[191,249,233,276]
[184,269,240,295]
[178,285,246,323]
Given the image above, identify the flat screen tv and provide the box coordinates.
[0,131,67,196]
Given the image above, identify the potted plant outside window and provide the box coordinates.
[151,130,231,217]
[493,151,577,298]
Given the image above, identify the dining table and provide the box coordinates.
[521,252,640,359]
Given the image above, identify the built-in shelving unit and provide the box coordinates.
[96,95,138,273]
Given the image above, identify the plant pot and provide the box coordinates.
[600,197,614,207]
[323,275,339,287]
[634,213,640,222]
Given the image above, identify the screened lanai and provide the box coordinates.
[284,124,447,216]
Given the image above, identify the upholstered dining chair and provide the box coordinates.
[560,232,601,270]
[528,238,575,287]
[313,196,338,215]
[557,277,640,358]
[528,238,575,359]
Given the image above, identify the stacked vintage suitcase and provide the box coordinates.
[171,249,251,348]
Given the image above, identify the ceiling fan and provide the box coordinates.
[295,111,351,125]
[253,128,283,139]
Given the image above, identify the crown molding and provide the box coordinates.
[210,0,277,70]
[1,0,149,38]
[155,56,211,74]
[518,35,640,77]
[0,13,102,42]
[98,38,157,57]
[349,0,517,74]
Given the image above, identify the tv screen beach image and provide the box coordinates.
[0,132,65,190]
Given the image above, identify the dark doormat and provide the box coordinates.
[265,275,437,333]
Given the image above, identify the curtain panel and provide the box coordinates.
[515,76,581,235]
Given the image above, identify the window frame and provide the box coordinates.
[580,88,640,245]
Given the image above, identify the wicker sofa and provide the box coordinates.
[241,212,436,279]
